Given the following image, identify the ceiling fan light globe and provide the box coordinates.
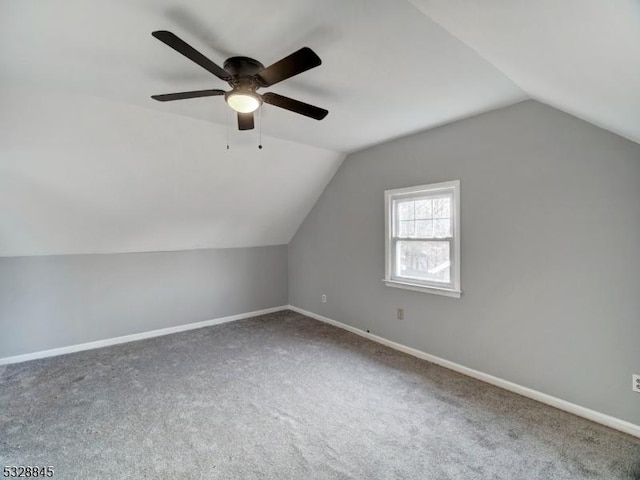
[226,92,261,113]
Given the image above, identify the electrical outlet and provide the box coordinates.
[633,374,640,393]
[397,308,404,320]
[321,294,327,303]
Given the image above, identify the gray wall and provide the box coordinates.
[288,100,640,425]
[1,246,287,358]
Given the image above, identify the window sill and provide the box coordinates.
[383,279,462,298]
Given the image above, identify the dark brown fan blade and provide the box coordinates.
[262,92,328,120]
[237,112,255,130]
[151,89,225,102]
[152,30,231,81]
[257,47,321,87]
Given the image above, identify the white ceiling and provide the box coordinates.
[2,0,637,256]
[0,0,525,153]
[409,0,640,144]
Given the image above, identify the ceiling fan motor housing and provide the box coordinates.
[224,56,265,89]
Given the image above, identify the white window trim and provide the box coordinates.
[384,180,461,298]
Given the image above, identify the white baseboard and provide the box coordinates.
[287,305,640,439]
[0,306,288,366]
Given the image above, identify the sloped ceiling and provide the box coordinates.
[3,1,636,256]
[0,89,343,256]
[0,0,524,153]
[0,0,524,256]
[408,0,640,144]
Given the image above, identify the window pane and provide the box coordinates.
[399,220,415,237]
[395,195,451,240]
[414,199,432,219]
[433,219,451,238]
[415,220,433,237]
[433,196,451,219]
[396,241,450,284]
[397,201,414,221]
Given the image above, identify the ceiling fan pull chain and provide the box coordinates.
[226,105,230,150]
[258,106,263,150]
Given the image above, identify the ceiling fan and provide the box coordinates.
[151,31,328,130]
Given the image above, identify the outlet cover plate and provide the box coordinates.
[633,374,640,393]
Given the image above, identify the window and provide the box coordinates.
[384,180,461,298]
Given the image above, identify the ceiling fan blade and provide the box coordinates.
[152,30,231,81]
[262,92,328,120]
[257,47,321,87]
[238,112,255,130]
[151,89,226,102]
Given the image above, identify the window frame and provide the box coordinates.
[384,180,461,298]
